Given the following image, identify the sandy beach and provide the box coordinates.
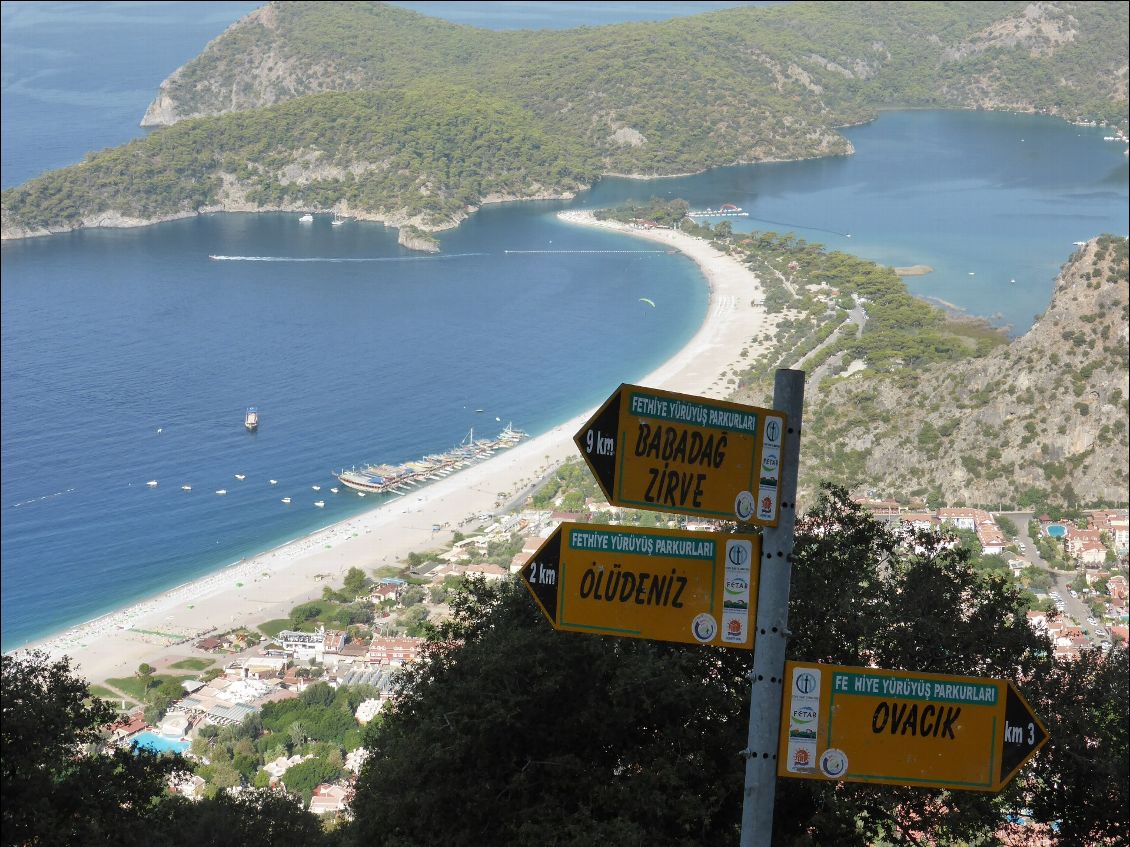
[17,210,774,686]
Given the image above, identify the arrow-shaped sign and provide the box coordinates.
[520,522,761,649]
[575,384,786,525]
[778,661,1049,793]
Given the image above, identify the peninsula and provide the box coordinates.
[3,1,1127,242]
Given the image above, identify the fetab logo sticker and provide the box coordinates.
[787,666,822,773]
[722,539,752,643]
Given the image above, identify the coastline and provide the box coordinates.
[12,210,775,686]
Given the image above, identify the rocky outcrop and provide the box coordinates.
[397,226,439,253]
[805,238,1130,507]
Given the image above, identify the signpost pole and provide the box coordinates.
[739,369,805,847]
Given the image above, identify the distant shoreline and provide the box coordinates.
[9,211,776,686]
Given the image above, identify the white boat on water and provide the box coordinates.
[146,480,158,487]
[216,489,227,496]
[358,492,366,497]
[314,500,325,508]
[330,487,339,494]
[312,485,321,491]
[332,213,346,227]
[181,485,192,492]
[269,479,278,485]
[299,213,314,223]
[234,474,246,481]
[245,407,259,432]
[281,497,291,504]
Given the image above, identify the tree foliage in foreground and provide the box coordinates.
[3,490,1126,845]
[346,487,1128,847]
[0,652,327,847]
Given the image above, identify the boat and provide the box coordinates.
[269,479,278,485]
[216,489,227,496]
[299,213,314,223]
[332,213,346,227]
[281,497,291,504]
[181,485,192,492]
[146,480,158,487]
[234,474,246,481]
[335,424,527,494]
[244,407,259,432]
[314,500,325,508]
[312,485,321,492]
[330,487,339,494]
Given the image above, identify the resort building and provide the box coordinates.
[308,783,351,815]
[936,508,981,531]
[1087,510,1129,554]
[277,628,327,661]
[367,636,425,666]
[855,498,902,522]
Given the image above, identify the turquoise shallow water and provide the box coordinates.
[132,731,190,755]
[1,3,1127,650]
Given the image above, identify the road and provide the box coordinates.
[994,511,1101,635]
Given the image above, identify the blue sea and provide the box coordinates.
[2,2,1127,650]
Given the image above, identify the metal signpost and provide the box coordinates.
[574,383,787,526]
[520,522,761,649]
[777,661,1049,792]
[515,368,1047,846]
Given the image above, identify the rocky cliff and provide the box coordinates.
[802,236,1130,507]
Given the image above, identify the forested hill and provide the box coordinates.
[3,1,1127,239]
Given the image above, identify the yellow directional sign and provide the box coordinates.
[777,661,1049,793]
[520,522,761,649]
[575,384,787,525]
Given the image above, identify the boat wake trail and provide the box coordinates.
[503,249,666,254]
[208,253,487,262]
[11,487,76,508]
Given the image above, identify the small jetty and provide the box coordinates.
[686,203,748,218]
[336,424,526,495]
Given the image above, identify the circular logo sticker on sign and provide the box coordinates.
[819,748,848,779]
[735,490,755,521]
[691,613,718,643]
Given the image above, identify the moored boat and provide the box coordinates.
[336,424,526,494]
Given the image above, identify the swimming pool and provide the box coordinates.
[131,731,189,755]
[1046,524,1067,538]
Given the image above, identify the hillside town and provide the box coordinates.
[98,479,1128,818]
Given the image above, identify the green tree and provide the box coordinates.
[1,651,187,845]
[344,488,1108,847]
[1025,647,1129,846]
[343,566,368,598]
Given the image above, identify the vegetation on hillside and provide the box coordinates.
[346,489,1128,846]
[5,492,1126,844]
[3,1,1126,236]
